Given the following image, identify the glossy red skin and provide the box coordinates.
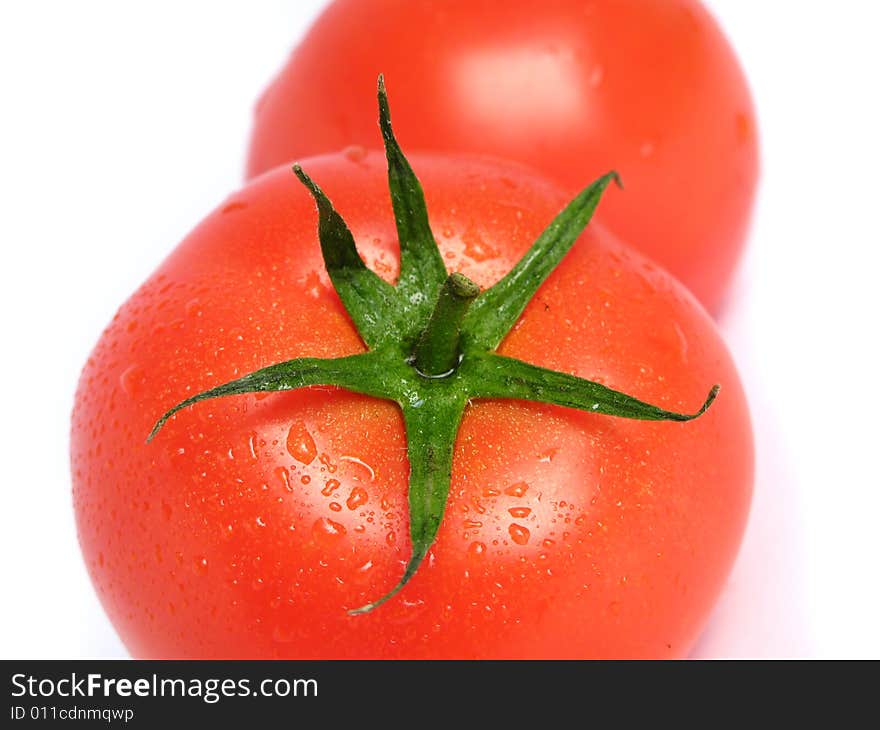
[246,0,759,312]
[72,152,752,658]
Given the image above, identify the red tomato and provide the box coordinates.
[246,0,759,311]
[72,152,752,658]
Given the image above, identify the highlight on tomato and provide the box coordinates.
[72,78,753,658]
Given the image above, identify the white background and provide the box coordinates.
[1,1,877,659]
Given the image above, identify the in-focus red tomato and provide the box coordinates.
[246,0,759,311]
[72,148,752,658]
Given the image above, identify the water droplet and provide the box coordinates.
[508,507,532,518]
[671,321,690,365]
[301,270,325,300]
[194,556,208,575]
[222,201,247,214]
[275,466,292,492]
[119,364,142,398]
[301,475,311,485]
[319,452,337,473]
[343,144,368,164]
[462,228,499,262]
[286,422,317,464]
[385,530,396,546]
[321,478,341,496]
[185,298,202,317]
[340,455,375,481]
[537,449,556,463]
[469,541,487,558]
[312,517,346,544]
[482,486,501,498]
[329,502,342,512]
[346,486,368,510]
[505,482,529,498]
[508,524,531,545]
[463,519,483,530]
[255,516,267,528]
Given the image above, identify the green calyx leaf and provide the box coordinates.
[377,74,448,323]
[349,393,467,615]
[148,77,719,615]
[461,170,622,351]
[147,352,398,443]
[292,166,405,349]
[464,354,719,421]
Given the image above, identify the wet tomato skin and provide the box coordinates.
[72,152,752,658]
[246,0,759,311]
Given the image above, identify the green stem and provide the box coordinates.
[412,273,480,376]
